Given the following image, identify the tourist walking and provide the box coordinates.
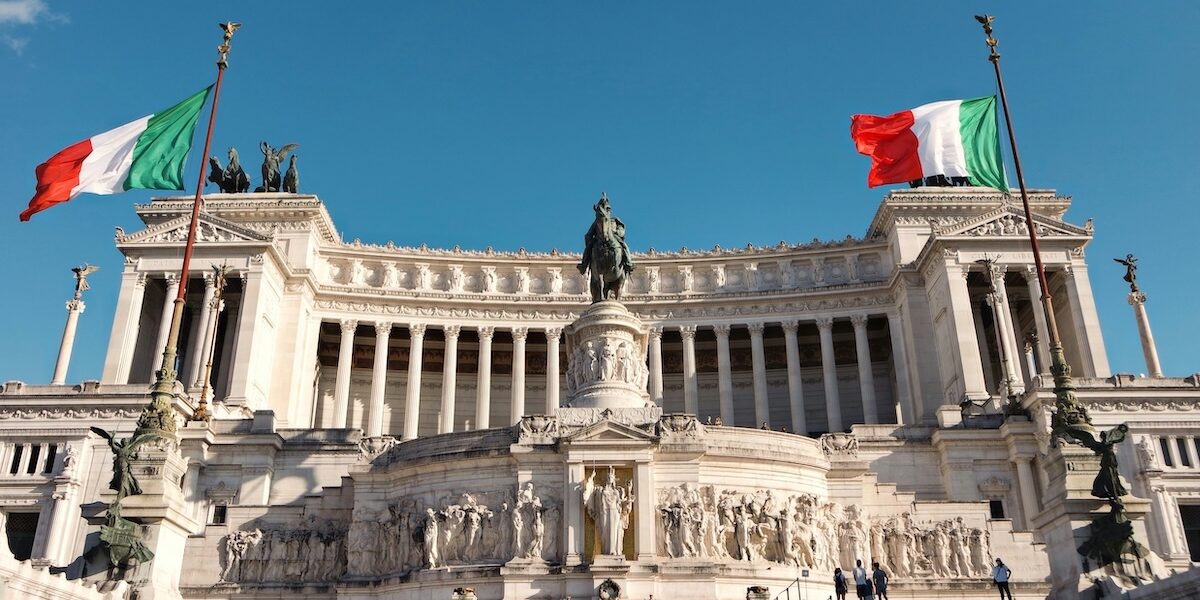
[833,567,849,600]
[871,561,889,600]
[993,558,1014,600]
[852,559,875,599]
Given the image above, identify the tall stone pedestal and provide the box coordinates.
[1033,444,1161,600]
[99,441,199,600]
[565,301,650,410]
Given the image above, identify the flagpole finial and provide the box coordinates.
[975,14,1000,62]
[217,22,242,69]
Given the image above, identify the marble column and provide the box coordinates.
[475,326,494,429]
[1187,437,1200,469]
[648,327,664,404]
[51,298,85,385]
[748,322,770,427]
[781,320,807,435]
[634,459,655,562]
[972,301,998,394]
[1128,292,1164,378]
[511,327,528,424]
[402,324,426,440]
[185,274,217,388]
[1014,457,1041,527]
[1062,264,1111,377]
[1166,436,1183,468]
[886,312,916,425]
[332,319,358,429]
[1022,266,1052,374]
[1148,485,1188,557]
[816,317,843,433]
[989,267,1024,394]
[150,274,180,378]
[714,324,735,425]
[680,325,699,415]
[946,265,989,401]
[366,322,392,438]
[564,460,585,566]
[102,272,147,384]
[41,482,79,563]
[850,315,878,424]
[439,325,461,433]
[545,327,562,414]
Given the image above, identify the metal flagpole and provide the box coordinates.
[139,22,241,437]
[975,14,1094,438]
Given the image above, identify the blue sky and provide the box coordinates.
[0,1,1197,383]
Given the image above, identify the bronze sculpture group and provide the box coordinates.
[207,141,300,194]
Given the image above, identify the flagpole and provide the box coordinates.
[140,22,241,435]
[974,15,1094,438]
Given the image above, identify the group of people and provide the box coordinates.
[833,560,890,600]
[832,557,1014,600]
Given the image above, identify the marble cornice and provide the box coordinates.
[321,236,887,261]
[867,188,1070,238]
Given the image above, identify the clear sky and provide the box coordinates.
[0,1,1196,383]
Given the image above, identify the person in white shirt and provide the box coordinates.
[852,559,874,599]
[993,558,1014,600]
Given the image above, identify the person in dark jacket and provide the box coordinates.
[871,561,889,600]
[834,567,849,600]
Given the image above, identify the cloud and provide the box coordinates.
[0,0,48,25]
[1,33,27,54]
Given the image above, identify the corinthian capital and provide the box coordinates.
[340,319,359,334]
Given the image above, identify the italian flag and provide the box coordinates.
[20,86,212,221]
[850,96,1008,190]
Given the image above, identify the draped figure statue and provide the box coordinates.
[582,467,634,556]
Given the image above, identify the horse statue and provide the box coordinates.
[206,147,251,193]
[578,194,635,302]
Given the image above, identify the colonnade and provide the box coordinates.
[322,312,915,439]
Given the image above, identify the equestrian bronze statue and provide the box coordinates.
[578,194,635,302]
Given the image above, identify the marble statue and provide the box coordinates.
[349,259,367,286]
[257,141,298,193]
[482,267,497,293]
[60,444,78,476]
[1136,437,1159,470]
[382,262,400,289]
[583,467,634,556]
[424,508,441,568]
[578,194,635,302]
[549,268,563,294]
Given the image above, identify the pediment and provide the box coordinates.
[940,206,1090,238]
[563,418,658,445]
[118,212,271,245]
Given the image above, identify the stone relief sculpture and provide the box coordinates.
[567,338,649,393]
[653,484,994,578]
[221,517,347,584]
[818,433,859,459]
[549,268,563,294]
[448,265,465,292]
[349,259,367,286]
[482,267,498,293]
[583,467,634,556]
[337,487,560,579]
[416,264,432,291]
[1135,437,1159,471]
[381,262,400,289]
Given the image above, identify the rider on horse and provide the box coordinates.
[578,194,635,302]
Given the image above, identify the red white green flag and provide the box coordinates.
[850,96,1008,190]
[19,86,212,221]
